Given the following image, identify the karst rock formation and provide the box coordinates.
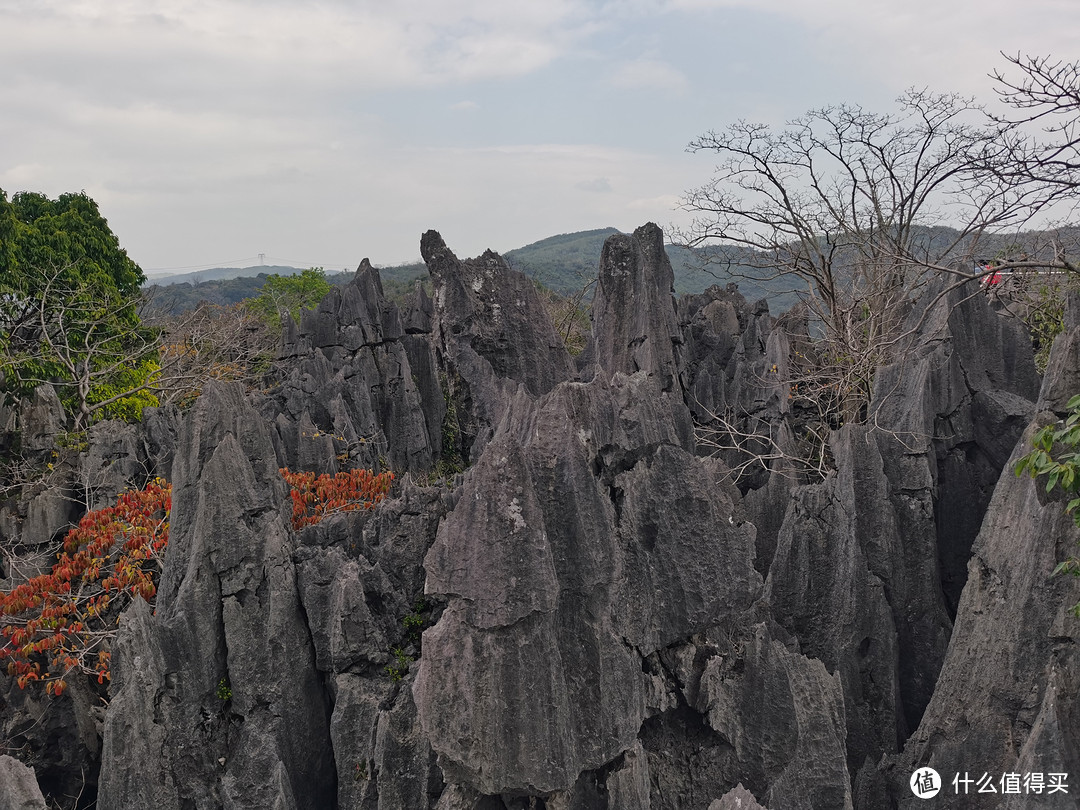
[1,223,1078,809]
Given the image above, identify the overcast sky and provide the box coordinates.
[2,0,1078,275]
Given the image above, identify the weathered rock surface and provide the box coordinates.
[888,292,1080,808]
[414,377,744,794]
[0,754,47,810]
[99,383,335,810]
[592,223,683,392]
[273,260,441,476]
[421,230,575,465]
[696,623,853,810]
[710,783,769,810]
[422,232,575,399]
[765,426,903,772]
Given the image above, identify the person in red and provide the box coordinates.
[981,263,1003,286]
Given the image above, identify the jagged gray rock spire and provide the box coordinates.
[886,291,1080,809]
[422,230,575,398]
[272,258,440,476]
[415,375,762,794]
[765,276,1042,790]
[414,225,853,809]
[99,383,334,810]
[591,222,683,391]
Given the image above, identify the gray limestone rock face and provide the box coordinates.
[79,420,142,510]
[272,261,439,476]
[0,678,102,809]
[873,278,1038,622]
[18,485,79,550]
[99,382,334,810]
[765,426,903,774]
[286,472,449,810]
[709,783,769,810]
[888,305,1080,808]
[296,544,398,674]
[422,231,574,399]
[592,223,682,392]
[614,446,758,652]
[604,741,651,810]
[97,598,180,809]
[1,385,78,563]
[18,385,65,455]
[678,285,749,423]
[695,624,853,810]
[421,230,575,465]
[372,682,444,810]
[416,369,761,797]
[0,754,48,810]
[866,279,1038,732]
[678,283,798,540]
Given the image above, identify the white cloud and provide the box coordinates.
[628,193,682,211]
[0,0,598,97]
[2,0,1076,273]
[608,58,689,93]
[576,177,614,193]
[663,0,1080,99]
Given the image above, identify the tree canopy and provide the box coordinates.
[0,189,155,427]
[245,267,332,328]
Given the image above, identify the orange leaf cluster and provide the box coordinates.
[0,479,171,695]
[280,467,394,529]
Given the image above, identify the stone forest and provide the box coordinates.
[1,217,1078,809]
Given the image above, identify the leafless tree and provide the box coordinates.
[674,81,1080,472]
[144,301,277,407]
[534,278,595,357]
[988,54,1080,207]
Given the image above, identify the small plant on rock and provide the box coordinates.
[403,608,425,642]
[385,647,413,682]
[216,677,232,702]
[1015,393,1080,614]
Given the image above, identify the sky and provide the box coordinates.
[2,0,1079,276]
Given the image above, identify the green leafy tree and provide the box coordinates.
[0,189,158,427]
[246,267,331,329]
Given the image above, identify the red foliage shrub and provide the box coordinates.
[0,479,171,695]
[280,467,394,529]
[2,466,393,696]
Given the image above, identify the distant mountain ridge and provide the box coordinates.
[141,227,809,315]
[145,265,303,286]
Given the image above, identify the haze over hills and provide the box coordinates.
[143,227,807,315]
[144,221,1080,318]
